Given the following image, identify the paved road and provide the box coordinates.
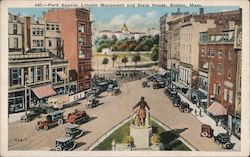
[9,79,224,151]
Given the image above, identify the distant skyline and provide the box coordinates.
[9,6,240,32]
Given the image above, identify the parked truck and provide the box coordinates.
[67,109,89,124]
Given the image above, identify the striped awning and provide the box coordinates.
[207,101,227,116]
[32,85,56,99]
[57,71,67,80]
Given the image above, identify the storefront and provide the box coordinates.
[31,84,57,106]
[8,90,26,113]
[207,101,228,127]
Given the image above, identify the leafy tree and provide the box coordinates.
[111,54,117,67]
[121,56,128,67]
[131,53,141,68]
[153,34,159,45]
[140,37,154,51]
[128,43,137,51]
[102,57,109,71]
[134,44,143,51]
[151,45,159,61]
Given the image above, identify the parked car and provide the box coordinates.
[67,109,89,124]
[111,87,121,96]
[200,124,213,138]
[153,81,164,89]
[54,137,77,151]
[142,81,149,88]
[36,110,64,131]
[164,87,178,97]
[171,94,182,107]
[214,133,233,149]
[20,109,41,122]
[65,124,84,139]
[179,102,190,113]
[86,97,100,108]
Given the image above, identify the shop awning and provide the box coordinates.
[172,81,188,89]
[32,85,56,99]
[57,71,67,80]
[207,101,227,116]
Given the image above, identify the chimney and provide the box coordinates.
[23,17,31,53]
[199,8,204,15]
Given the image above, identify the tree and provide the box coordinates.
[131,53,141,68]
[151,45,159,61]
[111,54,117,68]
[102,57,109,71]
[121,56,128,67]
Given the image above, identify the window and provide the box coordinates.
[57,39,61,47]
[207,50,210,57]
[10,68,21,86]
[229,90,233,103]
[37,65,43,81]
[200,32,208,42]
[224,88,228,101]
[48,40,52,47]
[52,69,56,83]
[56,25,60,31]
[79,49,85,58]
[46,65,49,80]
[13,38,18,48]
[51,25,55,30]
[32,28,36,35]
[40,28,44,35]
[228,69,232,79]
[210,63,214,70]
[217,63,222,74]
[13,24,17,34]
[224,33,229,41]
[201,48,205,57]
[56,68,63,82]
[46,24,50,30]
[78,24,85,33]
[228,49,232,60]
[216,84,221,95]
[79,37,85,45]
[30,67,35,83]
[210,49,215,57]
[218,50,223,58]
[36,29,40,35]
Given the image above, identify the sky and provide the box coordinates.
[9,6,240,32]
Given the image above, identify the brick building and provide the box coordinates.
[43,8,92,92]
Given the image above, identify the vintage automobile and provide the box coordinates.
[142,81,149,88]
[54,137,77,151]
[200,124,213,138]
[164,87,178,97]
[65,124,84,139]
[67,109,89,124]
[36,110,64,131]
[214,133,233,149]
[179,102,190,113]
[111,87,121,96]
[20,110,41,122]
[86,97,100,108]
[153,81,165,89]
[171,94,182,107]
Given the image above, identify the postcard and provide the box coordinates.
[0,0,249,156]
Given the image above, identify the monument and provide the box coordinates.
[130,97,152,149]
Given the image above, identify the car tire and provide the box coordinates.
[201,131,208,137]
[58,119,64,125]
[183,108,189,113]
[55,146,62,151]
[43,125,49,131]
[225,142,232,149]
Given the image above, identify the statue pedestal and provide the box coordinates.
[130,125,152,148]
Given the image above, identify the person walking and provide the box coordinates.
[199,108,202,117]
[194,109,197,116]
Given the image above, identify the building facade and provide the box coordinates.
[8,13,69,113]
[44,8,92,92]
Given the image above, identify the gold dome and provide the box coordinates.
[122,23,129,32]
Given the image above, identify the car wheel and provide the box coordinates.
[58,119,64,125]
[183,108,189,113]
[201,131,208,137]
[225,142,232,149]
[43,125,49,131]
[55,146,62,151]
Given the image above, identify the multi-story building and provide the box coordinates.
[159,13,168,70]
[8,14,69,113]
[198,25,239,126]
[43,8,92,92]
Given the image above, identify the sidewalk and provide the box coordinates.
[178,93,241,151]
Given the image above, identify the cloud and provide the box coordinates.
[95,11,159,32]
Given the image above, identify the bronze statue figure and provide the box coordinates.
[132,97,150,126]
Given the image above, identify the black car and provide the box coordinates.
[214,133,233,149]
[20,108,42,122]
[153,81,165,89]
[171,94,182,107]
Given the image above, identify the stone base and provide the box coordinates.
[130,125,152,149]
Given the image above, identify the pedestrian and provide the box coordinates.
[199,108,202,117]
[215,118,219,126]
[194,109,197,116]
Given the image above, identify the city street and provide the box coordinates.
[9,78,225,151]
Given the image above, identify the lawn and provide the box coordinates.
[93,120,191,151]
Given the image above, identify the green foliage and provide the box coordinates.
[151,45,159,61]
[111,54,118,67]
[131,53,141,67]
[151,134,161,145]
[122,135,134,144]
[121,56,128,67]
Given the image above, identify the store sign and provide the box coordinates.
[234,25,242,49]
